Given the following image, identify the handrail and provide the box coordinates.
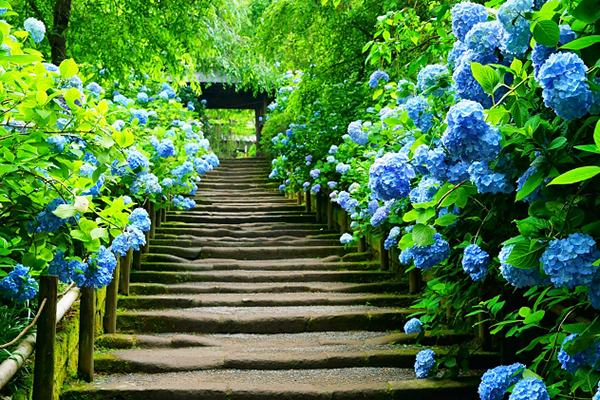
[0,286,80,390]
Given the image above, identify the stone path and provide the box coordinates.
[62,158,491,400]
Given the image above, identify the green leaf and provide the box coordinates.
[59,58,79,79]
[571,0,600,24]
[560,35,600,50]
[470,62,499,94]
[399,233,414,251]
[594,120,600,150]
[416,208,436,224]
[435,214,458,227]
[548,166,600,185]
[547,136,567,150]
[506,241,545,269]
[53,204,78,219]
[515,169,544,201]
[518,307,532,318]
[524,310,545,325]
[412,224,436,246]
[90,227,108,241]
[402,209,419,223]
[2,54,43,65]
[574,144,600,154]
[562,323,589,334]
[532,20,560,47]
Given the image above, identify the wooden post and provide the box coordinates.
[409,269,421,294]
[155,206,162,229]
[78,287,95,382]
[119,250,132,295]
[104,257,120,333]
[305,191,311,213]
[358,236,367,253]
[132,250,142,271]
[478,312,491,351]
[149,202,156,239]
[161,207,167,223]
[315,194,322,223]
[327,200,334,230]
[297,192,302,205]
[32,276,58,400]
[340,210,348,233]
[379,236,390,271]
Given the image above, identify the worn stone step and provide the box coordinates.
[156,227,334,239]
[130,270,393,284]
[191,204,305,212]
[201,176,272,183]
[160,221,329,230]
[129,281,407,295]
[145,245,352,261]
[118,293,413,310]
[194,196,292,203]
[61,371,481,400]
[94,345,498,374]
[139,260,381,272]
[150,236,342,248]
[116,307,411,334]
[196,182,280,190]
[165,213,316,224]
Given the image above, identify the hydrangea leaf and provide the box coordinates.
[412,224,436,246]
[532,20,560,47]
[560,35,600,50]
[548,166,600,185]
[571,0,600,24]
[434,214,458,227]
[470,62,499,94]
[53,204,78,219]
[506,241,545,269]
[515,169,544,201]
[58,58,79,79]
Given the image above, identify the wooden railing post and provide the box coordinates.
[327,199,334,230]
[315,194,322,223]
[409,269,421,294]
[155,206,162,229]
[132,250,142,270]
[149,201,156,239]
[297,192,302,205]
[305,191,311,213]
[78,287,95,382]
[161,207,167,223]
[119,250,132,295]
[104,257,120,333]
[32,275,58,400]
[340,210,348,234]
[358,236,367,253]
[379,231,390,271]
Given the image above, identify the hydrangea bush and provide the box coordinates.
[264,0,600,397]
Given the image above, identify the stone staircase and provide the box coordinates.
[61,158,490,400]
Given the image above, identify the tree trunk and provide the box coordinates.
[49,0,72,65]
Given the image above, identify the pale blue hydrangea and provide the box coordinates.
[448,41,469,70]
[409,176,441,205]
[498,0,533,59]
[451,2,488,42]
[399,233,450,270]
[368,152,415,201]
[172,161,194,181]
[478,363,525,400]
[311,184,321,194]
[384,226,401,250]
[86,82,103,97]
[426,147,449,181]
[417,64,449,97]
[126,149,149,170]
[310,169,320,179]
[348,120,368,146]
[465,21,503,56]
[462,244,489,281]
[396,80,415,105]
[404,317,423,334]
[194,158,211,175]
[113,94,129,106]
[156,139,175,158]
[131,109,149,125]
[112,120,125,131]
[129,208,151,232]
[442,100,502,163]
[187,101,195,111]
[537,52,592,120]
[340,233,353,244]
[406,96,433,133]
[279,184,286,191]
[336,163,351,174]
[72,246,117,289]
[447,161,471,184]
[47,135,69,152]
[370,204,391,227]
[468,162,514,194]
[110,226,146,256]
[368,70,389,88]
[499,244,548,288]
[0,264,39,303]
[414,349,435,378]
[540,233,600,289]
[326,155,336,163]
[24,17,45,43]
[204,153,220,167]
[161,82,177,98]
[172,195,196,210]
[509,378,550,400]
[532,25,577,78]
[329,145,338,154]
[137,92,149,103]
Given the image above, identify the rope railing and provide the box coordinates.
[0,298,47,350]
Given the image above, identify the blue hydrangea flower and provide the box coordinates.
[537,52,592,120]
[532,25,577,78]
[384,226,401,250]
[310,169,320,179]
[31,198,68,233]
[368,70,389,88]
[24,17,46,43]
[447,161,470,184]
[516,166,544,203]
[404,317,423,334]
[329,145,338,154]
[368,152,415,201]
[129,208,151,232]
[0,264,39,303]
[442,100,502,163]
[156,139,175,158]
[347,120,368,146]
[127,149,149,170]
[137,92,149,103]
[112,120,125,131]
[412,145,430,175]
[336,163,351,174]
[48,250,73,283]
[279,184,286,191]
[370,204,391,227]
[47,135,69,152]
[113,94,129,107]
[303,182,310,191]
[478,363,526,400]
[86,82,103,97]
[540,233,600,289]
[187,101,195,111]
[311,184,321,194]
[172,161,195,181]
[448,41,468,71]
[340,233,353,244]
[204,153,220,167]
[509,378,550,400]
[414,349,435,379]
[462,244,489,281]
[417,64,449,97]
[451,2,488,42]
[468,162,514,194]
[162,178,174,187]
[123,196,133,205]
[426,147,449,181]
[72,246,117,289]
[409,176,441,205]
[465,21,503,56]
[498,0,533,59]
[406,96,433,133]
[399,233,450,270]
[161,82,177,98]
[451,50,499,108]
[589,281,600,310]
[185,142,200,156]
[499,244,548,288]
[131,109,149,125]
[557,334,587,373]
[367,199,379,215]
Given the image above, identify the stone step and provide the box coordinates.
[116,307,412,334]
[149,237,343,248]
[139,260,380,272]
[195,189,281,196]
[61,372,481,400]
[196,182,280,190]
[156,227,335,239]
[160,222,328,231]
[118,293,413,310]
[129,281,407,295]
[191,204,305,212]
[94,346,499,374]
[145,245,352,261]
[165,213,316,224]
[130,270,392,284]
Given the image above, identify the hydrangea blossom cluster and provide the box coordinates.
[461,244,489,281]
[129,208,151,232]
[417,64,448,97]
[497,0,533,59]
[532,25,577,78]
[478,363,525,400]
[499,245,547,288]
[310,169,320,179]
[509,378,550,400]
[368,152,415,201]
[127,149,150,170]
[384,226,401,250]
[414,349,435,378]
[557,334,589,374]
[48,250,74,283]
[406,96,433,133]
[370,203,391,227]
[399,233,450,270]
[409,176,441,204]
[71,246,117,289]
[450,2,488,42]
[340,233,353,244]
[468,162,513,194]
[347,120,368,146]
[516,166,544,203]
[172,195,196,210]
[404,318,423,334]
[24,17,46,43]
[368,70,389,88]
[465,21,503,56]
[336,163,351,174]
[0,264,38,303]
